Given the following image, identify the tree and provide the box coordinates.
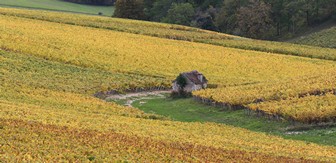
[143,0,156,19]
[236,0,274,39]
[264,0,286,36]
[162,3,195,26]
[194,0,223,9]
[176,74,187,90]
[171,73,190,97]
[148,0,174,21]
[215,0,248,34]
[117,0,335,39]
[192,6,218,31]
[113,0,145,20]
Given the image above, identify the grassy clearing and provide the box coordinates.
[0,0,114,16]
[132,97,336,146]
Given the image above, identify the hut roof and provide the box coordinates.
[174,70,208,84]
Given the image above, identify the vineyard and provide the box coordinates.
[193,71,336,123]
[0,7,336,161]
[248,93,336,123]
[2,50,336,161]
[292,26,336,48]
[0,7,336,61]
[1,14,335,87]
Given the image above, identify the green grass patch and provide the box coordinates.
[133,97,336,146]
[0,0,114,16]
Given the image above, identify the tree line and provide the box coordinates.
[113,0,336,40]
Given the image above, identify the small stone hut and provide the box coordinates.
[172,70,208,92]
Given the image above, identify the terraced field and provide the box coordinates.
[0,7,335,161]
[194,71,336,123]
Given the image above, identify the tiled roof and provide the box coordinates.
[182,70,208,85]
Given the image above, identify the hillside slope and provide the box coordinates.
[0,8,336,162]
[1,50,336,162]
[292,26,336,48]
[1,7,335,61]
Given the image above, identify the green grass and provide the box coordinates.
[133,97,336,146]
[0,0,114,16]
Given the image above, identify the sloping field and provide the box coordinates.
[1,7,335,61]
[0,7,238,41]
[292,26,336,48]
[0,8,336,161]
[1,14,335,86]
[2,50,335,161]
[249,93,336,123]
[194,72,336,105]
[193,70,336,123]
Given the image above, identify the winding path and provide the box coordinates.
[106,90,171,107]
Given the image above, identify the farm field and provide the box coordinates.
[0,7,336,161]
[1,13,336,86]
[2,50,336,161]
[193,71,336,123]
[1,8,336,61]
[249,94,336,123]
[0,0,114,16]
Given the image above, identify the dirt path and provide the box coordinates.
[106,90,171,107]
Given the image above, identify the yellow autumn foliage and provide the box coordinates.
[248,93,336,123]
[1,7,335,60]
[0,8,335,161]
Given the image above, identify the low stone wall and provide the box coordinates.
[244,108,285,122]
[193,96,247,110]
[298,88,336,98]
[193,95,286,122]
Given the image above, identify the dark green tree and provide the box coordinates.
[192,6,218,31]
[215,0,248,34]
[236,0,274,39]
[113,0,145,20]
[162,3,195,26]
[176,74,187,90]
[143,0,155,19]
[148,0,173,21]
[172,73,190,97]
[264,0,286,36]
[119,0,336,39]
